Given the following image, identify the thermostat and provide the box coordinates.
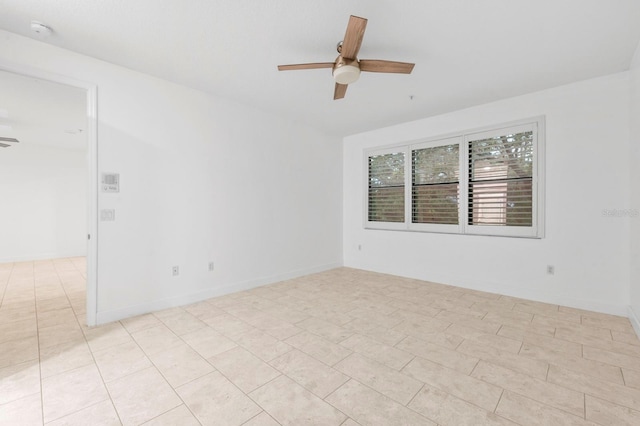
[101,173,120,193]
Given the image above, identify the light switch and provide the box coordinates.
[100,209,115,221]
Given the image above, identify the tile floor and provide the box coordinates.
[1,258,640,425]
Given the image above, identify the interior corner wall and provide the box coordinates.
[629,41,640,335]
[0,30,342,324]
[344,72,631,316]
[0,144,87,262]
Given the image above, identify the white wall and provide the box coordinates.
[630,41,640,333]
[0,144,87,262]
[0,30,342,323]
[344,72,631,316]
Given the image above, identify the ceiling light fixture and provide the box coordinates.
[332,56,361,85]
[31,21,52,37]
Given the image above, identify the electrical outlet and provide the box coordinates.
[546,265,555,275]
[208,261,214,271]
[172,265,179,276]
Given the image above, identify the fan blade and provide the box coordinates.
[359,59,415,74]
[341,15,367,59]
[278,62,334,71]
[334,83,348,100]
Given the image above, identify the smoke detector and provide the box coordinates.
[31,21,52,37]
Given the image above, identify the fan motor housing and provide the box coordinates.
[333,56,361,84]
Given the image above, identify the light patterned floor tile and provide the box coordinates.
[296,317,354,343]
[39,338,94,379]
[93,340,152,382]
[0,336,39,369]
[562,333,640,358]
[46,399,121,426]
[334,351,424,405]
[496,390,596,426]
[285,331,352,366]
[409,384,517,426]
[107,367,182,426]
[0,360,41,405]
[520,342,624,384]
[177,371,261,426]
[585,394,640,426]
[249,375,347,425]
[341,334,414,370]
[83,322,133,352]
[325,379,435,426]
[180,326,237,358]
[41,364,109,423]
[547,364,640,412]
[158,311,207,336]
[119,313,161,333]
[612,330,640,346]
[402,357,502,412]
[623,368,640,390]
[472,361,584,417]
[397,336,478,374]
[582,314,635,334]
[142,404,200,426]
[583,345,640,372]
[447,323,523,353]
[209,346,280,393]
[130,324,183,356]
[242,411,280,426]
[148,343,214,387]
[457,339,547,379]
[269,349,348,398]
[203,313,255,338]
[2,259,640,426]
[0,393,42,426]
[233,329,292,362]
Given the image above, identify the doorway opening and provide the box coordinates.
[0,63,98,326]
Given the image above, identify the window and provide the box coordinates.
[365,118,544,238]
[367,149,406,225]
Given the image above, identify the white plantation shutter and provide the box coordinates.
[467,127,534,228]
[412,143,460,225]
[367,151,405,223]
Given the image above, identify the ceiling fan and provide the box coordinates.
[0,136,19,148]
[278,15,415,100]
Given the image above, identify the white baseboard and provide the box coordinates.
[629,306,640,338]
[95,262,342,325]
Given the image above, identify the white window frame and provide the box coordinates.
[363,117,545,238]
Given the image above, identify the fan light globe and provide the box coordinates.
[333,65,361,84]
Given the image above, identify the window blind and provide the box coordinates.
[412,144,459,224]
[468,131,533,226]
[368,152,405,222]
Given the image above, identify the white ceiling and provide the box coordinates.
[0,0,639,136]
[0,69,87,151]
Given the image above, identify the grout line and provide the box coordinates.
[545,364,550,381]
[26,261,46,426]
[493,389,505,413]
